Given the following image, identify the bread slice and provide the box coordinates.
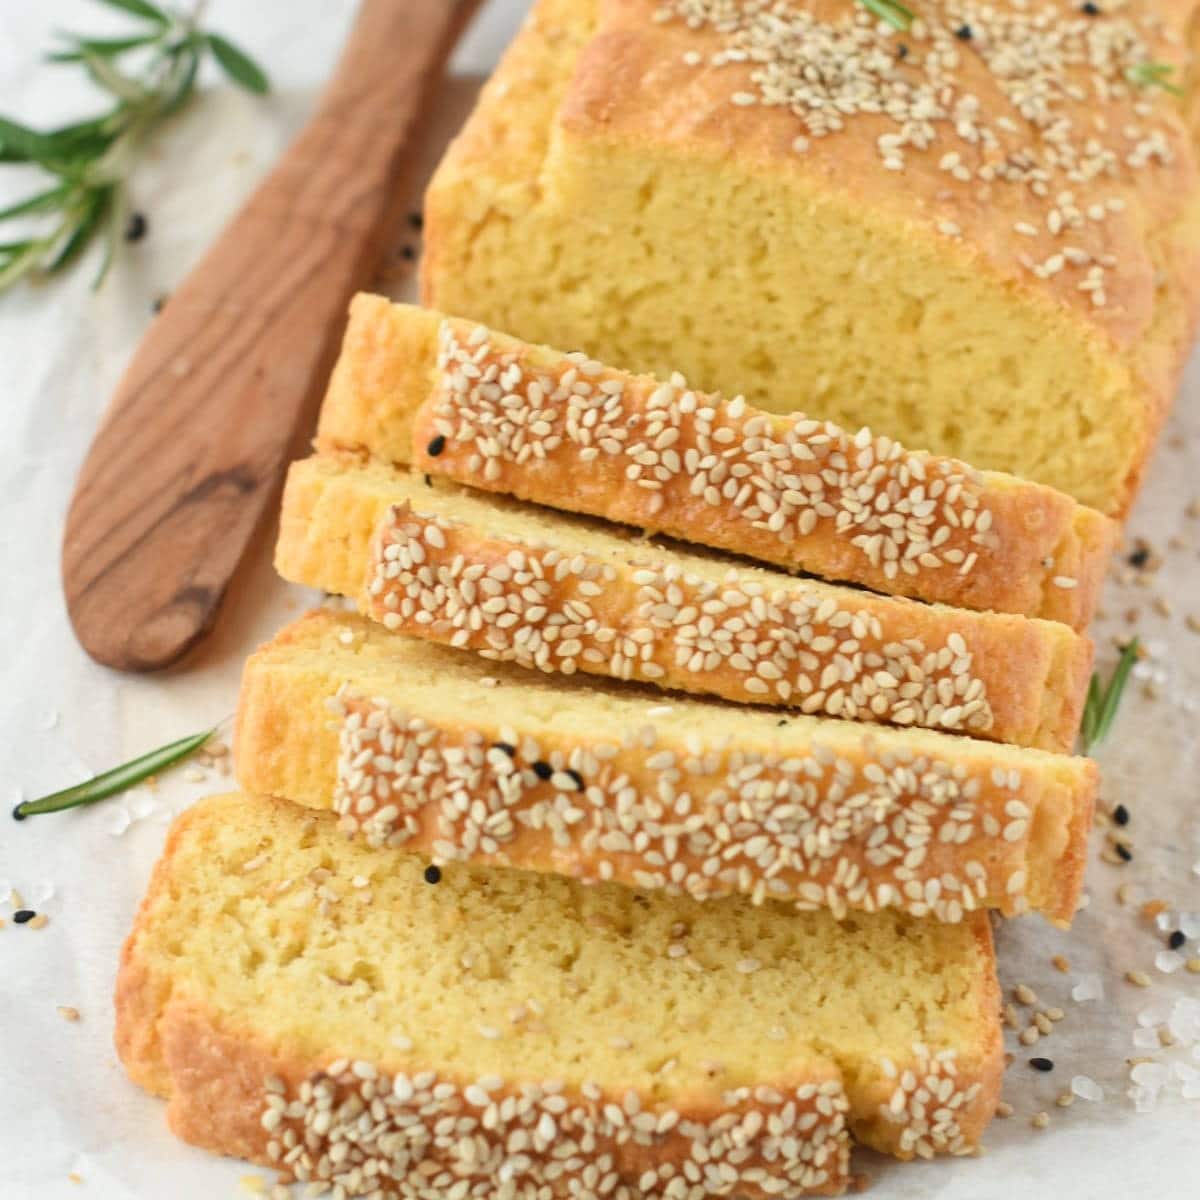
[116,791,1004,1195]
[316,296,1114,630]
[234,610,1095,924]
[421,0,1200,518]
[277,451,1093,752]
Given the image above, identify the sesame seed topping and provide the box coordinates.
[654,0,1185,309]
[367,498,1000,741]
[254,1062,853,1195]
[328,691,1043,921]
[427,319,1005,599]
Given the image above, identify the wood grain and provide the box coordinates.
[62,0,479,672]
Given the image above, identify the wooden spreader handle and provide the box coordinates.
[63,0,478,671]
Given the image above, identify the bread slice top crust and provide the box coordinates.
[116,791,1003,1191]
[316,296,1114,628]
[234,610,1095,924]
[277,450,1094,752]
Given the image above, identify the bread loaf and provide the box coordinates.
[277,451,1093,751]
[421,0,1200,517]
[116,792,1004,1195]
[234,610,1095,924]
[317,296,1115,628]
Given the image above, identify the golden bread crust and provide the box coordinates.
[234,611,1095,924]
[317,298,1115,628]
[277,451,1094,751]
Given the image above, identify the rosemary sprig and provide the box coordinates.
[859,0,914,32]
[12,727,216,820]
[1079,637,1140,754]
[1126,62,1184,96]
[0,0,268,294]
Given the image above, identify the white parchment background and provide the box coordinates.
[1,2,1197,1197]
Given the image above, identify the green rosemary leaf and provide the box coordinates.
[92,195,123,289]
[0,115,56,164]
[0,242,43,290]
[0,184,68,222]
[48,34,160,64]
[93,0,169,25]
[46,187,115,273]
[207,34,270,95]
[159,46,201,117]
[13,727,216,820]
[1126,62,1184,96]
[1079,637,1140,753]
[858,0,914,32]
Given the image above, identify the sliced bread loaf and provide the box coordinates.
[277,451,1093,752]
[116,791,1004,1195]
[234,611,1095,924]
[316,296,1114,629]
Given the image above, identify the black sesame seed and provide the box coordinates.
[423,865,441,885]
[1116,843,1133,862]
[408,212,424,230]
[532,761,553,781]
[424,474,432,488]
[494,742,516,757]
[777,719,788,727]
[1127,546,1150,568]
[955,24,973,40]
[1082,1,1101,13]
[151,294,169,315]
[897,43,909,59]
[565,768,585,790]
[400,245,416,261]
[1113,803,1130,826]
[1169,930,1186,950]
[1030,1057,1054,1072]
[13,909,36,924]
[125,211,148,242]
[426,435,446,457]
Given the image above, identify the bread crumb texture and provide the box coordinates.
[421,0,1200,517]
[116,793,1003,1196]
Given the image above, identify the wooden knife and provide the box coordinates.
[62,0,480,672]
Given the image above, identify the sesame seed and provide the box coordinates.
[426,435,446,457]
[1030,1057,1054,1072]
[423,865,442,885]
[13,909,36,925]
